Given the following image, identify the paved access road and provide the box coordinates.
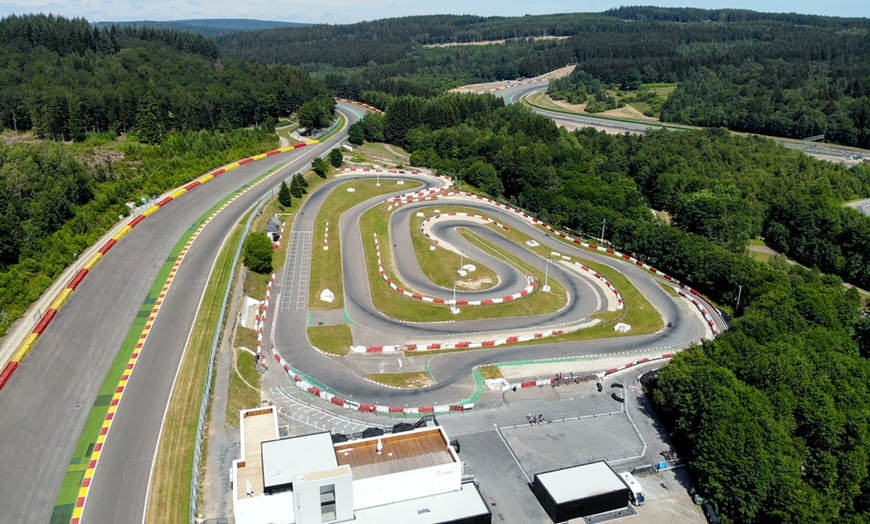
[0,104,360,524]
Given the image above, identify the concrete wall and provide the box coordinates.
[293,467,354,524]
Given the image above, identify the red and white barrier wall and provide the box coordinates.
[372,233,537,307]
[0,140,320,393]
[273,222,285,249]
[394,190,720,336]
[271,338,471,413]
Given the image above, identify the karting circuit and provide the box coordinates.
[263,165,725,415]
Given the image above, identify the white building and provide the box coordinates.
[232,406,491,524]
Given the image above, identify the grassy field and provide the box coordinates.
[308,324,353,356]
[146,220,245,524]
[477,365,503,380]
[349,142,410,165]
[226,351,262,427]
[409,210,499,291]
[366,372,433,388]
[309,179,424,310]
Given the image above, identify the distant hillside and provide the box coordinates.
[93,18,307,35]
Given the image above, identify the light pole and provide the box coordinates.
[600,217,606,244]
[458,250,465,276]
[543,258,551,292]
[376,170,380,187]
[450,278,460,315]
[73,253,78,273]
[736,285,743,312]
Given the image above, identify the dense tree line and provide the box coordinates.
[371,92,870,522]
[0,14,320,141]
[0,128,276,337]
[216,9,870,146]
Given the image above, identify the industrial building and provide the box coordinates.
[232,406,491,524]
[532,461,630,522]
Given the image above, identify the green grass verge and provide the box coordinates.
[226,350,262,428]
[478,365,503,380]
[145,219,245,524]
[365,372,433,388]
[409,210,498,291]
[358,204,568,322]
[308,324,353,356]
[524,91,693,131]
[309,179,423,310]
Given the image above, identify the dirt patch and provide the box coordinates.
[599,104,661,122]
[456,276,493,290]
[425,36,569,48]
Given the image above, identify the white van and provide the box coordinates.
[619,472,646,506]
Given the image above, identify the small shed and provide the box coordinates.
[265,218,281,240]
[533,461,629,522]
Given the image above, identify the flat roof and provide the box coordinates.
[352,482,490,523]
[334,427,455,480]
[262,432,337,490]
[536,461,627,504]
[236,408,278,500]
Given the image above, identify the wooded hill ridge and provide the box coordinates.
[93,19,308,36]
[216,7,870,148]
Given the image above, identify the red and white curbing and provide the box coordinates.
[674,287,718,332]
[253,274,277,358]
[419,212,510,250]
[271,338,471,413]
[273,222,285,249]
[566,261,624,310]
[323,220,329,250]
[349,324,591,354]
[372,233,537,307]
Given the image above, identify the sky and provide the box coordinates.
[0,0,867,25]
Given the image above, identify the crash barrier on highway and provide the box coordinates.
[371,233,538,306]
[0,140,319,394]
[271,338,473,414]
[479,76,555,95]
[390,189,720,336]
[334,98,385,115]
[483,352,678,391]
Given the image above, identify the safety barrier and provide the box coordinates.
[371,233,537,306]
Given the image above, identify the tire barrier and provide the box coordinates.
[0,141,319,394]
[371,233,537,306]
[674,287,719,334]
[69,158,291,523]
[253,274,277,358]
[270,338,471,414]
[349,325,601,354]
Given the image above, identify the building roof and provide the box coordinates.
[266,217,281,232]
[352,482,490,524]
[261,431,337,491]
[334,427,456,481]
[236,408,279,500]
[535,461,627,504]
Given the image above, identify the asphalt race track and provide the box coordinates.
[0,104,360,524]
[268,171,720,410]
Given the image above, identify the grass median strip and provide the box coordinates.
[309,178,423,311]
[410,209,498,291]
[308,324,353,356]
[366,372,433,388]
